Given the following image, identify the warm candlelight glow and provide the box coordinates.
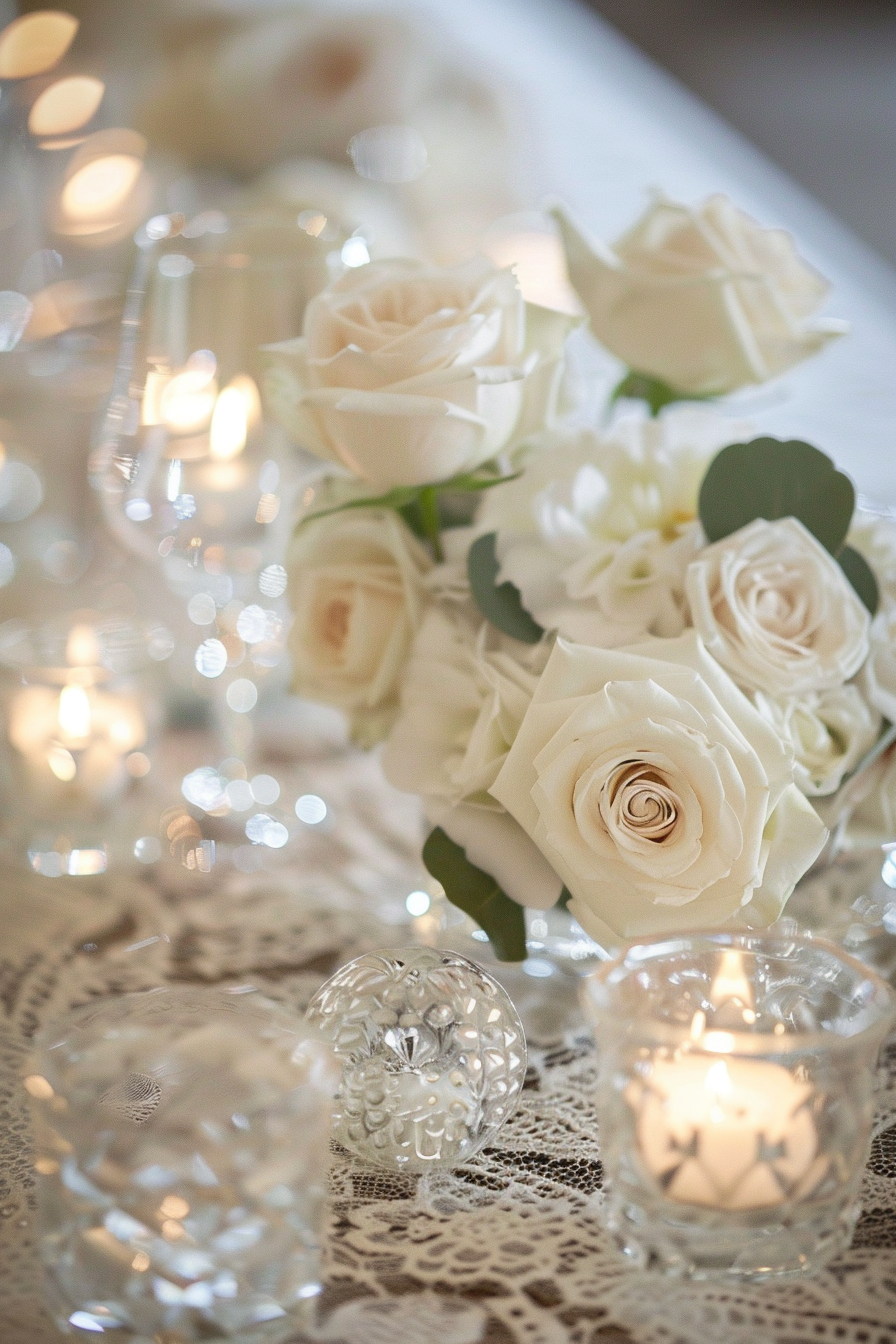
[161,368,218,435]
[628,1052,824,1211]
[66,622,101,668]
[209,375,260,460]
[0,11,78,79]
[8,681,147,795]
[710,950,755,1013]
[61,153,142,224]
[58,683,91,741]
[28,75,104,137]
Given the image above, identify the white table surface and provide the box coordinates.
[404,0,896,506]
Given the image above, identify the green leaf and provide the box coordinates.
[610,370,711,416]
[422,827,527,962]
[838,544,880,615]
[555,886,572,911]
[698,438,855,554]
[468,532,544,644]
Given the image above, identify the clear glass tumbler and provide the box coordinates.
[25,986,337,1342]
[581,931,896,1282]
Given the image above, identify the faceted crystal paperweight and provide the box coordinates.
[582,932,896,1283]
[307,947,526,1171]
[26,986,338,1342]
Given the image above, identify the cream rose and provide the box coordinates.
[489,631,827,945]
[264,257,575,491]
[686,517,870,697]
[381,605,561,909]
[477,407,747,646]
[752,686,881,797]
[553,194,846,395]
[286,508,431,742]
[861,608,896,724]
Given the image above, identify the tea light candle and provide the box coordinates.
[8,680,147,799]
[628,1051,827,1210]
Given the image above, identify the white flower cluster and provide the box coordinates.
[273,195,891,947]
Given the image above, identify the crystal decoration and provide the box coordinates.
[26,986,338,1343]
[307,947,526,1171]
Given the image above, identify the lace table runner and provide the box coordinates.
[1,752,896,1344]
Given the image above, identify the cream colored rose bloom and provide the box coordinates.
[753,686,881,797]
[553,195,846,395]
[490,631,827,945]
[686,517,870,697]
[264,257,575,491]
[286,508,431,743]
[861,607,896,724]
[382,605,561,908]
[478,407,747,646]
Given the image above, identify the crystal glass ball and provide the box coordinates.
[307,947,527,1171]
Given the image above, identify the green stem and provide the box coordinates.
[418,485,444,561]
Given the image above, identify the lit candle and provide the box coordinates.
[627,1046,827,1211]
[8,680,147,801]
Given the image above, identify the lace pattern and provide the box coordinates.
[1,754,895,1344]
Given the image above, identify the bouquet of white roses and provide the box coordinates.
[264,192,896,960]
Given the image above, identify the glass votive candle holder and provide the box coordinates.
[0,610,162,875]
[581,931,896,1283]
[25,986,338,1343]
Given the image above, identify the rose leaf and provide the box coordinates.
[468,532,545,644]
[422,826,527,963]
[698,438,855,554]
[838,544,880,615]
[610,370,711,416]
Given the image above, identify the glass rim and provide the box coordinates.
[581,927,896,1055]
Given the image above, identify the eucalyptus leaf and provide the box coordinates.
[698,438,855,555]
[610,370,710,416]
[468,532,544,644]
[422,827,527,962]
[838,544,879,615]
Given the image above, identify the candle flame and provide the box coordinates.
[58,683,91,740]
[710,949,755,1013]
[161,368,218,434]
[209,375,259,460]
[704,1059,734,1099]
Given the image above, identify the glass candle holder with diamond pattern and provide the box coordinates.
[307,947,526,1171]
[581,932,896,1283]
[25,987,338,1343]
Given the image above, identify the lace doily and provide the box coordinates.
[1,753,896,1344]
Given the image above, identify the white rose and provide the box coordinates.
[263,257,576,491]
[381,605,562,909]
[553,194,846,395]
[848,506,896,610]
[478,407,747,646]
[686,517,870,697]
[753,686,881,796]
[861,607,896,724]
[490,631,827,945]
[286,508,431,742]
[137,6,441,175]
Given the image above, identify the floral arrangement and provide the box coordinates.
[265,192,896,961]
